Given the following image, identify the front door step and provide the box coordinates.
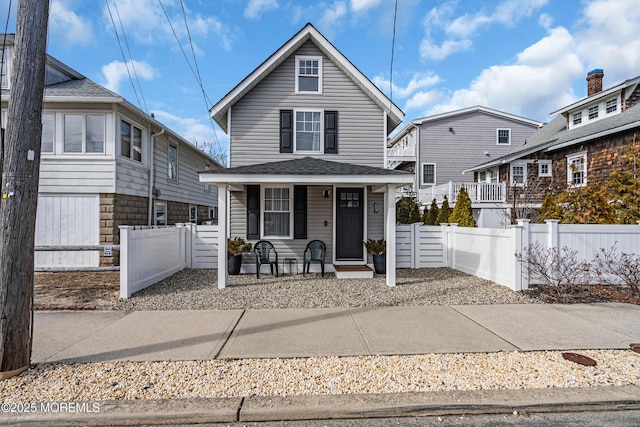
[334,265,374,279]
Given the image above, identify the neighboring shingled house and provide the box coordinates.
[466,70,640,224]
[1,34,222,270]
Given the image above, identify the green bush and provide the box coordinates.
[448,186,476,227]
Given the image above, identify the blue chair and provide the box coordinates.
[303,240,326,277]
[254,240,278,278]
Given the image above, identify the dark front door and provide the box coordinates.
[336,188,364,260]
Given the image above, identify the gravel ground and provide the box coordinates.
[112,268,539,310]
[10,269,637,403]
[2,350,639,401]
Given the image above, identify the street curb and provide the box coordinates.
[2,385,639,426]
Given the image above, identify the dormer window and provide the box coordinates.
[588,105,599,120]
[606,98,617,114]
[295,55,322,94]
[572,112,582,125]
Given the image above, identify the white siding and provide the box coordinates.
[39,158,115,193]
[35,194,100,267]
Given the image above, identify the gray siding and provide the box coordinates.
[230,41,385,168]
[366,191,384,264]
[39,159,115,193]
[417,111,539,188]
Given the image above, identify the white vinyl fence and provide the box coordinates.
[119,220,640,297]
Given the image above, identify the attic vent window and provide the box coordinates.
[296,56,322,94]
[573,112,582,125]
[588,105,599,120]
[606,98,617,114]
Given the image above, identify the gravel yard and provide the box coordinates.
[112,268,539,311]
[19,268,640,404]
[2,350,639,402]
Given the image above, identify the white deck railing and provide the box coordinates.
[418,182,507,205]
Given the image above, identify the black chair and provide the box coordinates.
[254,240,278,279]
[303,240,326,277]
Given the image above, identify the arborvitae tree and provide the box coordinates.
[536,192,562,223]
[396,197,421,224]
[423,199,439,225]
[435,196,452,224]
[448,186,476,227]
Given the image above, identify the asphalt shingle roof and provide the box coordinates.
[44,78,120,98]
[203,157,411,176]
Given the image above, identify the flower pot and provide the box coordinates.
[228,254,243,275]
[372,254,386,274]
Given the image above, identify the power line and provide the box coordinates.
[390,0,398,108]
[104,0,146,113]
[161,0,224,161]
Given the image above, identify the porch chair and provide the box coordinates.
[254,240,278,279]
[303,240,326,277]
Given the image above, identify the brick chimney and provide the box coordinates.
[586,69,604,96]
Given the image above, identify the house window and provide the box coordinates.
[64,114,105,153]
[0,46,10,89]
[567,153,587,186]
[295,55,321,93]
[479,168,498,183]
[295,111,321,152]
[120,119,143,162]
[497,129,511,145]
[422,163,436,185]
[511,164,526,185]
[588,105,599,120]
[572,112,582,125]
[208,206,217,219]
[168,144,178,181]
[41,114,54,153]
[606,98,617,114]
[155,201,166,225]
[189,205,197,223]
[262,186,291,238]
[538,160,552,177]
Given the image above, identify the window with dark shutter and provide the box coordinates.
[246,185,260,240]
[324,111,338,154]
[293,185,307,239]
[280,110,293,153]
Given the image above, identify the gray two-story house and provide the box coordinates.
[387,106,541,228]
[200,23,412,287]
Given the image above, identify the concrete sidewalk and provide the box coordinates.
[7,303,640,425]
[33,303,640,363]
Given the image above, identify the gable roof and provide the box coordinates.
[389,105,542,147]
[550,74,640,116]
[210,23,404,134]
[465,102,640,173]
[200,156,412,184]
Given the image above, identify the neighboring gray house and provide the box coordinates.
[387,106,541,226]
[1,34,222,270]
[200,23,412,287]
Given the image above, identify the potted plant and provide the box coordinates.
[364,238,386,274]
[227,237,252,275]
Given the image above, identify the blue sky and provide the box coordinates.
[3,0,640,159]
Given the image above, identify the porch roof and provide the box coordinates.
[199,157,413,185]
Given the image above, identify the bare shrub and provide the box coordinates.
[592,244,640,295]
[516,242,592,302]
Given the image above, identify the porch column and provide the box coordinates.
[385,184,396,287]
[217,184,228,289]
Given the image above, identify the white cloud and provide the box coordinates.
[244,0,279,20]
[350,0,383,13]
[319,1,347,34]
[103,0,234,51]
[101,60,159,93]
[424,26,583,120]
[404,90,443,111]
[49,0,94,46]
[420,0,547,61]
[374,72,441,98]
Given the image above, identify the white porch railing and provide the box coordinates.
[418,182,507,205]
[386,141,416,169]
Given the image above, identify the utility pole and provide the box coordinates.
[0,0,49,379]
